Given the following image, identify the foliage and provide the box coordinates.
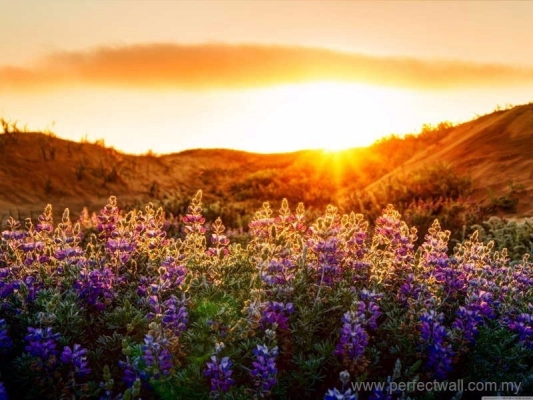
[471,216,533,262]
[1,193,532,399]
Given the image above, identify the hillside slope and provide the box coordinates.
[1,102,533,223]
[366,103,533,217]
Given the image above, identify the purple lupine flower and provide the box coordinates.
[261,257,297,287]
[334,311,369,363]
[324,370,357,400]
[324,388,358,400]
[204,355,235,393]
[0,280,20,300]
[335,294,381,366]
[206,217,231,257]
[0,319,13,353]
[250,344,278,394]
[54,247,84,261]
[182,191,207,236]
[419,311,454,380]
[96,197,119,239]
[1,228,25,241]
[141,334,174,379]
[106,237,136,264]
[36,206,54,235]
[358,291,382,330]
[452,306,484,344]
[0,382,7,400]
[24,327,60,359]
[373,205,416,278]
[136,275,153,297]
[61,344,91,377]
[508,313,533,349]
[398,273,424,306]
[161,296,188,334]
[118,358,140,388]
[147,295,189,335]
[307,232,345,286]
[369,388,394,400]
[248,204,275,239]
[158,257,188,291]
[260,301,294,331]
[452,288,495,346]
[74,267,116,310]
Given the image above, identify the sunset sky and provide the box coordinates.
[2,0,533,154]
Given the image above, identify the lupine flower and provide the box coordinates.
[324,388,358,400]
[398,273,423,306]
[204,355,235,394]
[206,217,231,257]
[358,291,382,330]
[141,334,174,379]
[374,206,416,256]
[1,228,25,241]
[74,267,116,310]
[118,358,140,388]
[0,279,20,301]
[335,295,381,367]
[106,237,136,264]
[334,312,369,363]
[250,344,278,394]
[261,257,297,287]
[248,201,275,240]
[0,319,13,353]
[452,288,496,346]
[24,327,60,360]
[372,205,417,280]
[36,205,54,235]
[158,257,188,291]
[369,388,393,400]
[260,301,294,331]
[147,295,189,335]
[307,218,346,286]
[419,311,454,380]
[508,313,533,349]
[0,382,7,400]
[452,306,484,344]
[54,247,84,261]
[182,191,207,235]
[324,370,357,400]
[96,196,120,239]
[60,344,91,377]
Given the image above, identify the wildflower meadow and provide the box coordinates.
[1,190,532,399]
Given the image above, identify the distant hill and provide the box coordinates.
[1,102,532,227]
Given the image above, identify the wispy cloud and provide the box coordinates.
[2,43,533,92]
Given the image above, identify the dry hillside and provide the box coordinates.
[367,103,533,217]
[1,102,533,223]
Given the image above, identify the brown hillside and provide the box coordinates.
[1,102,533,224]
[0,131,330,220]
[367,103,533,217]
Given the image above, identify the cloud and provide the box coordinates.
[2,43,533,92]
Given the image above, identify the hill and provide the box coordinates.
[1,103,532,230]
[366,103,533,217]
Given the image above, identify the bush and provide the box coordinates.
[0,193,532,399]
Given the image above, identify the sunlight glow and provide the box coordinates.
[4,83,533,155]
[242,82,421,152]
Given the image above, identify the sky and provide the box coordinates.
[1,0,533,154]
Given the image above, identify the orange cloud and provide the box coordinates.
[2,43,533,92]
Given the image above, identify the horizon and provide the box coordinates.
[2,1,533,154]
[1,100,521,157]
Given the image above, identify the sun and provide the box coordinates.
[242,81,419,153]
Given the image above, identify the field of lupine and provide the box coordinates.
[1,190,533,399]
